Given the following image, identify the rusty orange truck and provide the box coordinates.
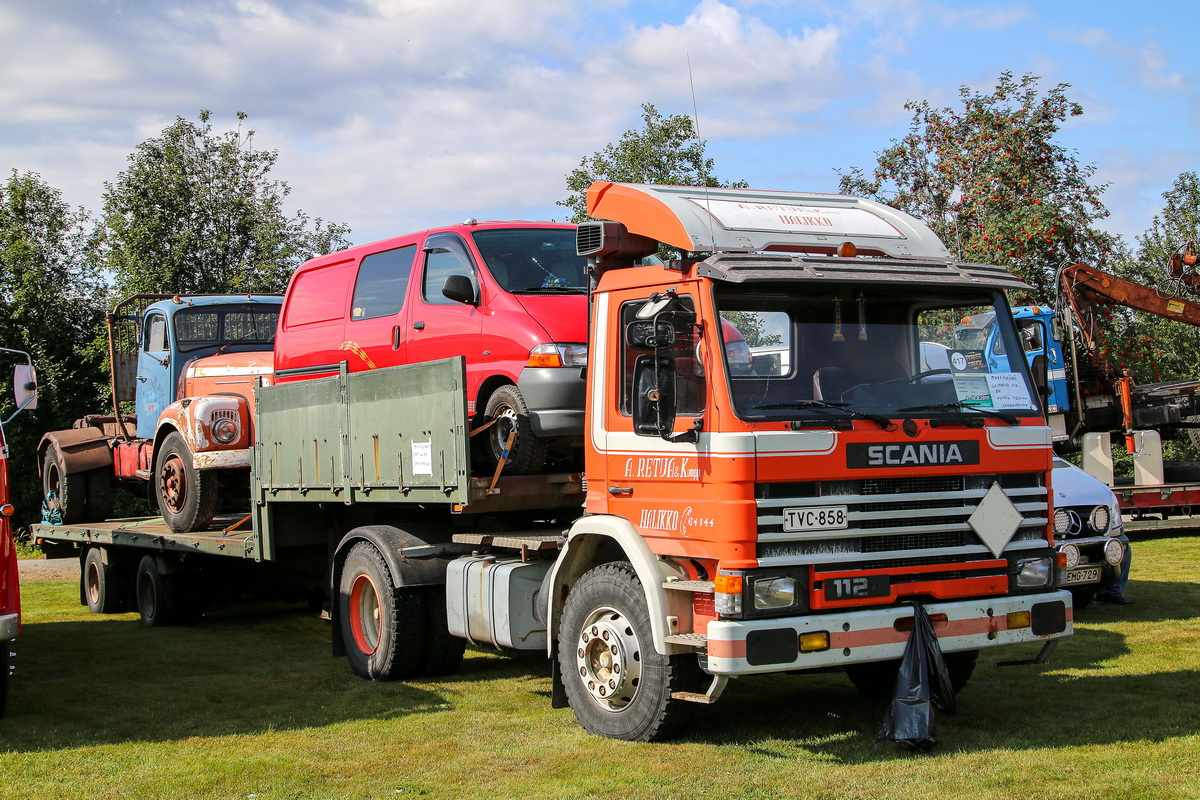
[33,184,1071,741]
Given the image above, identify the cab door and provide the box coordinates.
[407,233,484,407]
[344,243,419,372]
[135,310,173,438]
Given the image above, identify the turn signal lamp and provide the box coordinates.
[799,631,830,652]
[714,573,744,617]
[837,241,857,258]
[0,503,13,517]
[1007,611,1032,630]
[527,343,588,368]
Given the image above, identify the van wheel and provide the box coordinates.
[82,547,128,614]
[483,385,547,475]
[155,432,219,533]
[42,447,85,524]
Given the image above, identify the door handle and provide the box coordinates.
[413,321,425,331]
[607,486,633,497]
[136,375,147,382]
[392,325,401,349]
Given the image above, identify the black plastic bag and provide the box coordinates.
[876,603,956,752]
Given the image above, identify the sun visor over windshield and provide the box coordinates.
[585,182,952,259]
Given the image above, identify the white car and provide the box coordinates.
[1051,456,1128,606]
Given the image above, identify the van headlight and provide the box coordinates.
[527,343,587,368]
[1015,556,1054,589]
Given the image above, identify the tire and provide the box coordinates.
[135,554,180,626]
[82,547,128,614]
[422,586,466,677]
[1070,587,1097,609]
[85,468,113,521]
[42,447,86,525]
[845,649,978,700]
[154,432,219,533]
[339,542,427,681]
[557,561,696,742]
[483,385,547,475]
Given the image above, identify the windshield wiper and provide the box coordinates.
[899,402,1020,425]
[752,400,896,430]
[513,286,586,293]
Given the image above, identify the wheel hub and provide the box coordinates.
[574,606,642,711]
[160,456,187,512]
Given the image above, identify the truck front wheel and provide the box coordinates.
[339,542,428,681]
[155,432,219,533]
[558,561,696,742]
[82,547,128,614]
[42,447,85,525]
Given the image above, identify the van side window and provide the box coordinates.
[144,313,168,352]
[422,234,477,305]
[351,245,416,320]
[283,262,353,328]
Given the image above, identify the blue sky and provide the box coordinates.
[1,0,1196,255]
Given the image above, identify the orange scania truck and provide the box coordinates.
[34,183,1070,742]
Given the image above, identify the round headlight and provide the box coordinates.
[1088,505,1110,533]
[212,417,239,444]
[1104,537,1125,566]
[1053,509,1071,535]
[1061,543,1080,569]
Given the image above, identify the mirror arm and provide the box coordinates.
[663,416,703,444]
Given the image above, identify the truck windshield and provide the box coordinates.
[715,284,1041,422]
[174,305,280,353]
[472,228,588,293]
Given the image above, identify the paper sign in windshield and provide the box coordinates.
[947,349,1030,408]
[690,198,902,238]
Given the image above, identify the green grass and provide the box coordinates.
[2,535,1199,800]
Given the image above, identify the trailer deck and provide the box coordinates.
[33,514,258,559]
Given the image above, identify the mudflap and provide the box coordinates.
[876,603,956,753]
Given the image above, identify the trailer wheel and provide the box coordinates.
[483,385,547,475]
[42,447,85,525]
[82,547,128,614]
[135,555,180,626]
[558,561,695,742]
[844,649,979,700]
[155,432,219,533]
[339,542,428,680]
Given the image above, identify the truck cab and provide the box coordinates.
[38,295,280,532]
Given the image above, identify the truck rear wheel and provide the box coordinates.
[42,447,85,525]
[483,385,547,475]
[155,432,219,533]
[558,561,694,742]
[135,555,181,626]
[422,587,465,677]
[339,542,428,680]
[82,547,128,614]
[844,649,979,700]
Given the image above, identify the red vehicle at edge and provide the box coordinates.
[1,347,37,719]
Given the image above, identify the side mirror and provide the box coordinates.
[632,355,676,437]
[442,274,478,305]
[13,363,36,411]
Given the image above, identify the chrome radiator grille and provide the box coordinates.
[755,473,1048,567]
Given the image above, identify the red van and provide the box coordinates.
[274,221,588,474]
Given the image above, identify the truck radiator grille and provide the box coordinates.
[755,473,1048,567]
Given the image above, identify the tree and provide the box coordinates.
[839,72,1114,300]
[100,111,352,296]
[0,170,108,529]
[559,103,747,245]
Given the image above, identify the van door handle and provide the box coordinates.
[392,325,401,349]
[413,321,425,331]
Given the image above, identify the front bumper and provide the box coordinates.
[1057,534,1126,589]
[703,590,1072,675]
[192,447,252,470]
[0,612,18,641]
[517,367,585,437]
